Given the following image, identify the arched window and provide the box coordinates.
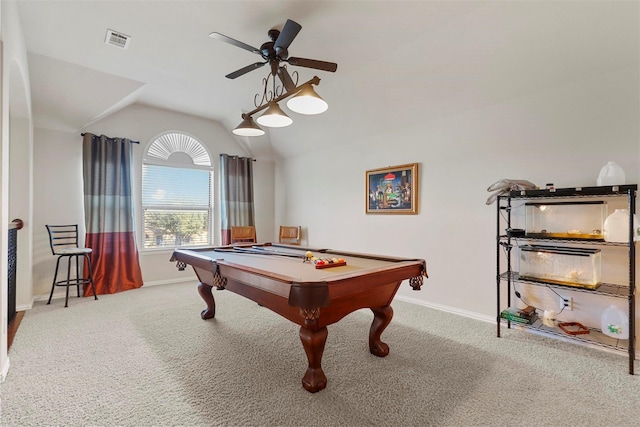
[142,132,213,249]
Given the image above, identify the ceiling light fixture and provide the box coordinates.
[256,101,293,127]
[286,84,328,115]
[232,69,328,137]
[232,116,265,137]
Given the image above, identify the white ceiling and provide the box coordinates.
[14,0,639,160]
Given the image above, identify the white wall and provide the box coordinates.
[10,0,640,379]
[8,115,32,306]
[0,32,6,386]
[32,127,85,299]
[32,104,275,297]
[1,0,34,380]
[275,66,640,325]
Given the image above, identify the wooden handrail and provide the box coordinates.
[8,218,23,231]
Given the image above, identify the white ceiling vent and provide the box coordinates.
[105,29,131,49]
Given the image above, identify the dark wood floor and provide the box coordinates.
[8,311,24,350]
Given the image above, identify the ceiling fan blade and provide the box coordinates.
[209,32,261,55]
[287,57,338,73]
[274,19,302,55]
[225,62,266,79]
[277,67,296,92]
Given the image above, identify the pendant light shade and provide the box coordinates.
[256,102,293,127]
[232,75,329,136]
[232,116,265,136]
[286,84,328,115]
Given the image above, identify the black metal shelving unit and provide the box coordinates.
[496,184,637,374]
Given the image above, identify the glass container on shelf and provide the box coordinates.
[525,201,607,240]
[519,245,601,289]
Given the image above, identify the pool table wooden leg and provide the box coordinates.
[197,282,216,320]
[299,325,328,393]
[369,305,393,357]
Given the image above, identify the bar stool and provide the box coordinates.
[45,224,98,307]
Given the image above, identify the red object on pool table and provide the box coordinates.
[171,243,427,393]
[314,260,346,269]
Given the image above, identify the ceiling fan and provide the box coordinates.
[209,19,337,89]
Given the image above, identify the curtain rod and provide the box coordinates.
[223,154,256,162]
[81,133,140,144]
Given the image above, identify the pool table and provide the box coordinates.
[171,243,427,393]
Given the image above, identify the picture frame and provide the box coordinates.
[366,163,418,214]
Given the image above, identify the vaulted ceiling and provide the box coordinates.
[15,0,639,160]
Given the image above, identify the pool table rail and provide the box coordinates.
[170,243,428,393]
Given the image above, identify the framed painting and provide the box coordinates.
[366,163,418,214]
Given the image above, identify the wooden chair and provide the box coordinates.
[279,226,301,245]
[45,224,98,307]
[230,226,257,243]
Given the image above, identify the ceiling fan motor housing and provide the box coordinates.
[268,29,280,41]
[212,19,337,79]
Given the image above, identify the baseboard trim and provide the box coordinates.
[33,278,199,302]
[32,286,490,321]
[395,294,494,324]
[142,278,199,287]
[1,356,10,382]
[16,302,33,311]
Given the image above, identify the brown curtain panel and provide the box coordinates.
[82,133,143,295]
[219,154,255,245]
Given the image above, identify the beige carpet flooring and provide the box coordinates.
[2,281,640,426]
